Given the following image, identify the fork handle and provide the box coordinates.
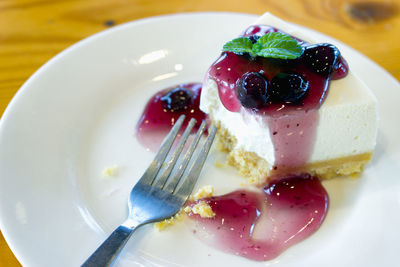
[82,225,135,267]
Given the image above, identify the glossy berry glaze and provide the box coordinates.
[136,83,207,150]
[206,25,349,170]
[187,174,328,261]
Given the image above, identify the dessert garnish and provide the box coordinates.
[237,72,269,108]
[160,87,193,111]
[136,83,206,150]
[219,30,344,110]
[223,32,303,60]
[270,72,309,103]
[187,174,328,261]
[303,43,340,76]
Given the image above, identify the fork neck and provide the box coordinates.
[121,217,142,229]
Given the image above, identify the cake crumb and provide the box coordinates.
[191,201,215,218]
[154,186,215,231]
[214,160,225,168]
[349,173,361,179]
[154,210,183,231]
[102,165,119,177]
[192,185,214,201]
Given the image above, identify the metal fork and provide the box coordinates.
[82,115,217,267]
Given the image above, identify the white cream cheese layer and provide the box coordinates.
[200,13,378,167]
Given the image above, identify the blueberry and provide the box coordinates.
[302,43,340,76]
[237,72,269,109]
[248,35,261,44]
[270,72,309,104]
[161,87,193,111]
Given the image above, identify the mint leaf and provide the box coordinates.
[222,32,303,60]
[253,32,302,59]
[222,37,255,56]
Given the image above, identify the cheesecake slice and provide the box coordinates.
[200,13,378,184]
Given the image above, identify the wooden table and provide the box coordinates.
[1,0,399,265]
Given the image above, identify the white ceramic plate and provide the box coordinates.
[0,12,399,267]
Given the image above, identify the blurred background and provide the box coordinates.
[0,0,399,265]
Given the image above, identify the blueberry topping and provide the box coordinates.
[249,35,261,44]
[302,43,340,76]
[270,72,309,104]
[237,72,269,109]
[161,87,193,111]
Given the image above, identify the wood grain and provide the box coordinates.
[1,0,399,265]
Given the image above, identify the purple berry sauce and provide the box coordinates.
[136,83,207,150]
[205,25,349,171]
[187,174,328,261]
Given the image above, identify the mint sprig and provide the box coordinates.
[222,37,254,55]
[222,32,303,60]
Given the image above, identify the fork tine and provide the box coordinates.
[153,118,196,188]
[164,120,207,193]
[174,125,217,197]
[137,115,185,185]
